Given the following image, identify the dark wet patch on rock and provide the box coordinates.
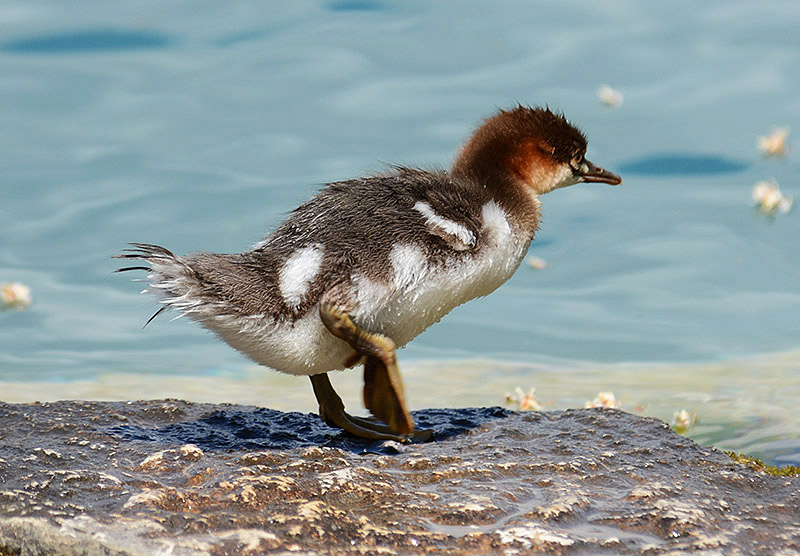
[1,400,798,555]
[106,405,510,453]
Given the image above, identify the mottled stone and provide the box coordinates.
[0,400,798,555]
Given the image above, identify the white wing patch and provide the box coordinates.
[278,244,324,308]
[480,200,513,246]
[389,243,428,292]
[413,201,476,250]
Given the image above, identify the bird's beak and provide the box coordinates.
[581,159,622,185]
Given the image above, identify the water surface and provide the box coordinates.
[1,1,798,464]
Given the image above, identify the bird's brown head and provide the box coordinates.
[452,106,622,197]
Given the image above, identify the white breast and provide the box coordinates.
[353,200,530,347]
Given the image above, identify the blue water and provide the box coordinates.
[1,1,798,464]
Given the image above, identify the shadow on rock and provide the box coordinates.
[106,406,511,454]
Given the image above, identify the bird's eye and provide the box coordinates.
[570,155,584,173]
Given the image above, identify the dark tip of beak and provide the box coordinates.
[581,159,622,185]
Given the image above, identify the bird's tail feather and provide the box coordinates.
[114,243,208,326]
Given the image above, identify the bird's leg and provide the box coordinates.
[319,302,432,441]
[362,354,411,434]
[309,373,403,441]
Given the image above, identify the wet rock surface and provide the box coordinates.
[0,400,798,556]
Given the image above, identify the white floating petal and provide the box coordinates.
[1,282,33,311]
[585,391,620,409]
[597,85,624,108]
[525,256,548,270]
[752,179,793,215]
[757,126,790,157]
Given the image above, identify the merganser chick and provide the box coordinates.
[116,105,621,442]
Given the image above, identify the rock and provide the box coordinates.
[0,400,798,555]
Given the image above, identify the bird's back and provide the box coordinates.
[253,168,489,317]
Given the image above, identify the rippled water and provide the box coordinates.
[1,1,798,465]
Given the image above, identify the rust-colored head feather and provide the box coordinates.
[452,106,587,181]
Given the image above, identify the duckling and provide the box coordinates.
[116,106,622,442]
